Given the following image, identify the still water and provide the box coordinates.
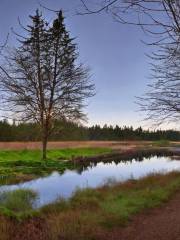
[0,155,180,207]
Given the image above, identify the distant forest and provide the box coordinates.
[0,119,179,141]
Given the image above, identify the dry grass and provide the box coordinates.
[0,141,152,150]
[0,216,12,240]
[1,172,180,240]
[46,210,102,240]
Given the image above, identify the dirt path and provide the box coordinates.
[105,192,180,240]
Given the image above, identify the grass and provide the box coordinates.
[152,139,170,147]
[0,172,180,239]
[42,172,180,240]
[0,148,112,184]
[0,189,37,212]
[0,148,112,162]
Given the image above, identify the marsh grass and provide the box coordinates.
[152,140,170,147]
[1,172,180,240]
[0,189,37,213]
[40,172,180,239]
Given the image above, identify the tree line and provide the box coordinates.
[0,119,179,141]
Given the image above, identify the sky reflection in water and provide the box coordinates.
[0,155,180,207]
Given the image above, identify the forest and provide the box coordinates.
[0,119,179,141]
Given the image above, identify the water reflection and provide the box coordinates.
[0,153,180,208]
[73,150,174,174]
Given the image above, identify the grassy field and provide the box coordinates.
[0,148,112,184]
[0,172,180,240]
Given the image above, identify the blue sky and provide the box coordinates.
[0,0,166,128]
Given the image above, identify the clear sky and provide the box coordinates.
[0,0,171,129]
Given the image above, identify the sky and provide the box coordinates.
[0,0,172,129]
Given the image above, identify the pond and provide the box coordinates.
[0,154,180,208]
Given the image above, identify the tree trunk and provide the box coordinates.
[42,133,48,161]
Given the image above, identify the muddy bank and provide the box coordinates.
[71,147,178,164]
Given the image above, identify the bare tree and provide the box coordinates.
[0,10,95,160]
[137,39,180,125]
[79,0,180,126]
[79,1,180,45]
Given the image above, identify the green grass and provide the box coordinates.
[41,172,180,219]
[1,172,180,239]
[0,148,112,184]
[41,172,180,240]
[152,139,170,147]
[0,189,37,213]
[0,148,111,162]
